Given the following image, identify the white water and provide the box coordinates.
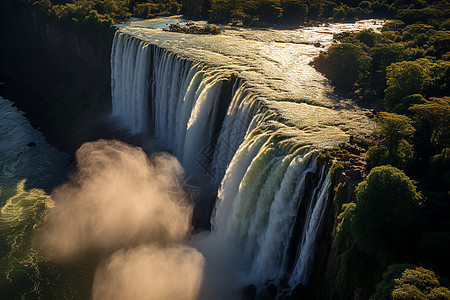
[289,165,332,288]
[112,33,247,177]
[110,20,381,296]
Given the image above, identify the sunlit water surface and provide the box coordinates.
[0,96,93,299]
[119,17,383,148]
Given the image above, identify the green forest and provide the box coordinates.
[33,0,182,24]
[30,0,450,29]
[312,1,450,298]
[184,0,450,26]
[3,0,450,299]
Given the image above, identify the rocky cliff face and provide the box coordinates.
[321,173,358,299]
[312,140,371,300]
[44,23,106,68]
[0,0,113,154]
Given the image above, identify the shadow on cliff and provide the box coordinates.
[0,0,116,156]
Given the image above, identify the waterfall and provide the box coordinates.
[289,165,331,287]
[111,31,333,294]
[213,130,331,290]
[112,32,257,177]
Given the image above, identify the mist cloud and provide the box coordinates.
[36,140,207,299]
[92,245,205,300]
[38,140,192,260]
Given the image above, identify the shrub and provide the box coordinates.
[356,29,379,47]
[280,0,308,25]
[313,43,371,90]
[204,24,221,34]
[334,201,355,250]
[381,20,406,32]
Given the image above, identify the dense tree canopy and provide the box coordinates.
[384,61,428,111]
[410,97,450,153]
[351,165,422,258]
[373,264,450,300]
[317,10,449,292]
[426,148,450,191]
[32,0,184,27]
[366,112,415,169]
[182,0,450,26]
[313,43,371,90]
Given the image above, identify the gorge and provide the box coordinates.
[0,7,382,299]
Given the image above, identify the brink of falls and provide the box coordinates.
[110,18,380,296]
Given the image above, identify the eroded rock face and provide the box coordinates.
[44,23,108,68]
[0,0,113,154]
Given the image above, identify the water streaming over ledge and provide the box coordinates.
[111,19,381,296]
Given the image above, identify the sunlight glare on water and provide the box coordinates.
[119,18,383,148]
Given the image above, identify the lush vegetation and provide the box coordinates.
[372,264,450,299]
[332,165,450,299]
[313,0,450,298]
[164,23,221,34]
[183,0,449,26]
[32,0,183,25]
[351,166,423,259]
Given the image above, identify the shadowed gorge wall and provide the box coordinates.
[0,0,114,154]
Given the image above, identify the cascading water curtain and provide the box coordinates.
[111,33,150,133]
[213,129,331,293]
[111,32,261,178]
[111,31,332,293]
